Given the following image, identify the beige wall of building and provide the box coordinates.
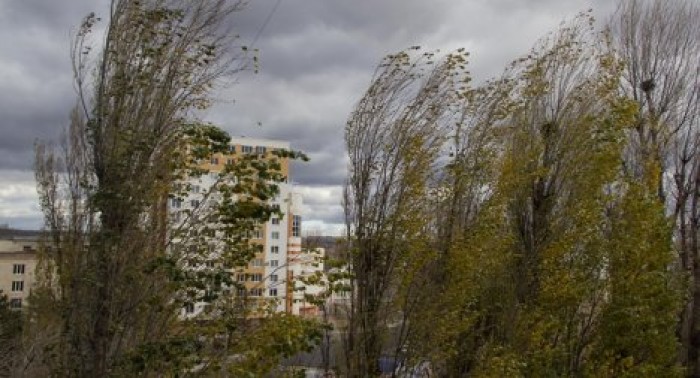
[0,236,39,310]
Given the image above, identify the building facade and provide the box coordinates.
[289,247,325,317]
[175,137,321,316]
[1,138,325,319]
[0,230,40,310]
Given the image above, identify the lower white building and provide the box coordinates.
[288,247,325,316]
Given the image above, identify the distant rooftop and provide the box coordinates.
[0,228,42,239]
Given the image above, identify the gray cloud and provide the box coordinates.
[296,185,345,235]
[0,0,103,171]
[0,0,617,232]
[0,170,42,229]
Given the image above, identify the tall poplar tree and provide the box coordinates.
[347,12,683,377]
[24,1,320,376]
[609,0,700,372]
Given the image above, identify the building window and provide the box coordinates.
[292,215,301,237]
[271,217,280,225]
[251,259,264,267]
[12,264,25,275]
[227,158,234,165]
[250,288,263,297]
[171,198,182,209]
[190,199,200,208]
[192,185,200,194]
[270,274,278,282]
[271,232,280,240]
[251,274,262,282]
[184,303,194,314]
[269,288,277,297]
[242,145,253,154]
[228,145,236,153]
[9,298,22,309]
[271,246,279,254]
[270,260,278,267]
[237,288,246,297]
[11,281,23,292]
[255,146,266,154]
[253,229,262,239]
[210,157,219,165]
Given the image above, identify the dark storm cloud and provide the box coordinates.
[3,0,98,30]
[233,0,450,79]
[0,0,617,232]
[0,0,104,170]
[204,0,616,234]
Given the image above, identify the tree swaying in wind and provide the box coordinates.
[608,0,700,374]
[10,1,321,376]
[343,8,685,377]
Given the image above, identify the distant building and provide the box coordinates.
[1,138,324,318]
[289,247,325,316]
[0,229,41,310]
[174,137,319,316]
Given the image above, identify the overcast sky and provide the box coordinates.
[0,0,616,234]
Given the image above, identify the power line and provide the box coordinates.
[250,0,282,49]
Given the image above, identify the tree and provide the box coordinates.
[0,292,22,377]
[28,1,319,376]
[335,2,691,376]
[467,14,680,376]
[608,0,700,372]
[343,47,468,376]
[345,12,683,377]
[589,184,682,377]
[442,15,628,375]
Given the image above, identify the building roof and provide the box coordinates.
[0,228,42,240]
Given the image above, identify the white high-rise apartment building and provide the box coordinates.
[175,137,315,315]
